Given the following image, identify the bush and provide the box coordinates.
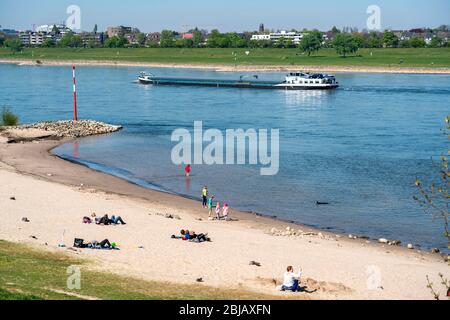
[1,108,19,126]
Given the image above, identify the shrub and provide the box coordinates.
[1,108,19,126]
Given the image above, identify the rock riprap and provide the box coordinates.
[2,120,122,142]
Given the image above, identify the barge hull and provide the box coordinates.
[139,78,338,90]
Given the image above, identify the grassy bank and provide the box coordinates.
[1,47,449,68]
[0,241,279,300]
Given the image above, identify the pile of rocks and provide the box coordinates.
[269,227,334,240]
[14,120,122,139]
[378,238,402,246]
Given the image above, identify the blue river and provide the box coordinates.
[1,64,449,251]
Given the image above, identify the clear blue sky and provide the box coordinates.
[1,0,449,32]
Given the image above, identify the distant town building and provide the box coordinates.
[251,34,271,41]
[146,32,161,43]
[182,33,194,39]
[107,26,140,38]
[251,30,304,44]
[35,24,71,34]
[79,32,105,47]
[259,23,265,33]
[0,28,19,38]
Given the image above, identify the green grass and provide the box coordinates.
[0,240,280,300]
[0,47,449,68]
[1,108,19,126]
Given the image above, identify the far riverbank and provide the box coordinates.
[1,58,450,74]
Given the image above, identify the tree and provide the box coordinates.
[227,33,246,48]
[5,38,23,54]
[410,37,426,48]
[332,33,359,57]
[435,25,450,32]
[415,117,450,301]
[383,31,399,48]
[137,33,147,47]
[415,117,450,250]
[206,29,222,48]
[192,29,203,47]
[58,31,83,47]
[160,30,174,48]
[93,24,98,34]
[428,37,443,48]
[367,31,383,48]
[52,24,60,34]
[1,107,19,126]
[104,35,128,48]
[41,38,56,48]
[298,31,323,56]
[330,26,341,35]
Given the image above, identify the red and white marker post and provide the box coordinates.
[72,65,78,121]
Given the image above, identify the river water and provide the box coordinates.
[1,64,449,251]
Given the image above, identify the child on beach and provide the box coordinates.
[208,196,215,218]
[215,202,222,220]
[222,203,230,221]
[185,164,191,177]
[202,186,208,208]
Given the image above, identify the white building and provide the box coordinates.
[251,34,271,41]
[251,30,304,44]
[35,24,70,33]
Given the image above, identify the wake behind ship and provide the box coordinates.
[138,72,339,90]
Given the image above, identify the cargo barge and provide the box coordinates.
[138,72,339,90]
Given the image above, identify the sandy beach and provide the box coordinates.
[1,58,450,74]
[0,127,449,300]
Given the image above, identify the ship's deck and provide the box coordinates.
[149,77,282,87]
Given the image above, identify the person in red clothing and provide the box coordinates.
[185,164,191,177]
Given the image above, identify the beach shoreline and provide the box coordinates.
[1,58,450,74]
[1,127,449,300]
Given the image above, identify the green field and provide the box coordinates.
[0,241,280,300]
[1,47,450,68]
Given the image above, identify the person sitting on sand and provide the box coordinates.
[281,266,303,292]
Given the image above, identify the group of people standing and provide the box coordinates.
[201,186,230,221]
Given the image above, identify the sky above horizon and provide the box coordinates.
[1,0,449,32]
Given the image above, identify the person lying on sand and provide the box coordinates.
[172,230,211,243]
[279,266,303,292]
[85,214,126,225]
[74,238,119,250]
[110,215,127,225]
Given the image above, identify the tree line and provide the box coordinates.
[2,26,449,58]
